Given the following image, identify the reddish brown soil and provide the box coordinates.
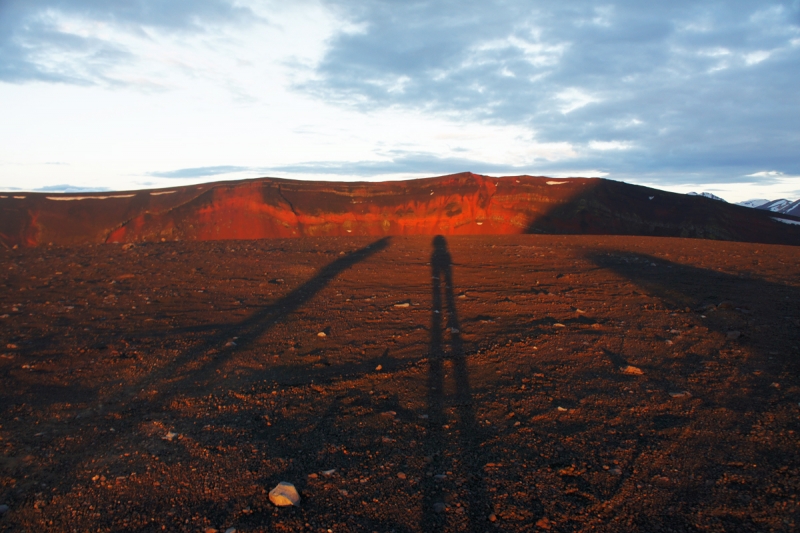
[1,235,799,532]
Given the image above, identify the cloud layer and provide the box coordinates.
[306,0,800,183]
[1,1,799,201]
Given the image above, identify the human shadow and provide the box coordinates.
[125,237,392,400]
[421,236,492,531]
[584,248,800,413]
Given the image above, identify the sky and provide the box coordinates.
[1,0,799,202]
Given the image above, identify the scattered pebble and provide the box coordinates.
[375,365,382,371]
[669,391,691,398]
[553,323,566,328]
[321,469,336,477]
[556,406,568,412]
[225,341,236,347]
[269,482,301,507]
[162,431,178,441]
[536,517,552,529]
[317,331,327,338]
[380,410,397,418]
[620,365,643,375]
[393,302,410,308]
[397,472,407,479]
[488,513,497,522]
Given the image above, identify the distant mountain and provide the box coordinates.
[2,173,800,247]
[738,199,770,208]
[688,192,727,202]
[738,198,800,217]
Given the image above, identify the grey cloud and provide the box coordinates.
[269,151,557,177]
[304,0,800,183]
[147,165,251,178]
[0,0,256,85]
[35,184,110,192]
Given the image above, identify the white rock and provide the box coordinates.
[269,482,300,507]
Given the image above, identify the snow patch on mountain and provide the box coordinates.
[739,198,800,217]
[772,217,800,226]
[738,199,770,208]
[688,192,727,202]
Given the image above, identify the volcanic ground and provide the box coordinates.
[1,235,799,532]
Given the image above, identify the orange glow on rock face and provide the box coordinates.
[2,172,799,247]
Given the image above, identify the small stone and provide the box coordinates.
[575,309,586,315]
[269,482,301,507]
[317,331,327,338]
[393,302,410,308]
[321,469,336,477]
[556,406,568,412]
[433,502,446,513]
[307,473,318,479]
[375,365,382,371]
[397,472,407,479]
[162,431,178,441]
[669,391,691,398]
[536,517,552,529]
[380,410,397,418]
[488,513,497,522]
[553,323,566,328]
[450,327,460,334]
[726,331,741,340]
[620,365,643,375]
[225,341,236,347]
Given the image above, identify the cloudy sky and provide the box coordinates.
[1,0,799,202]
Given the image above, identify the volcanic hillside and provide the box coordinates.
[2,173,799,248]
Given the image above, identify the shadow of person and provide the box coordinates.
[422,235,492,531]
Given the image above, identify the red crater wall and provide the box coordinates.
[2,173,799,247]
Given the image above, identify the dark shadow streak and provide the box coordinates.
[129,237,392,399]
[422,235,492,531]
